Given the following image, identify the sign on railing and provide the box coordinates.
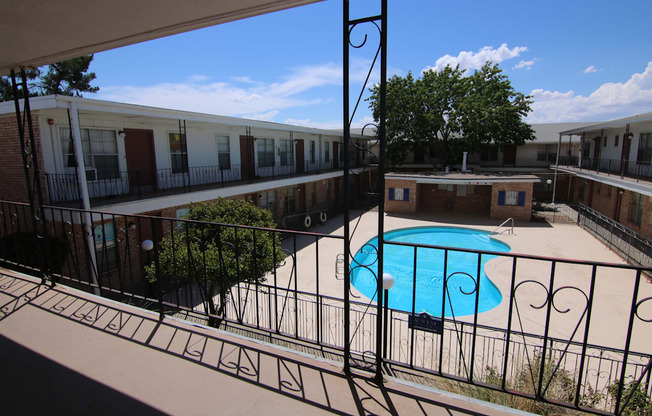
[408,312,443,334]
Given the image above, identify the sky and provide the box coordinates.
[89,0,652,129]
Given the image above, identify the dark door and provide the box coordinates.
[295,139,305,173]
[297,183,306,212]
[333,142,339,169]
[503,145,516,165]
[124,129,156,193]
[240,135,255,180]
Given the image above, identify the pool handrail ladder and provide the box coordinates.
[491,217,514,235]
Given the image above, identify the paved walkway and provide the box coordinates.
[0,269,535,416]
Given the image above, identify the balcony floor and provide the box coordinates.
[0,269,534,416]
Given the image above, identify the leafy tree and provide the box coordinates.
[39,55,99,96]
[368,63,535,166]
[0,55,98,101]
[0,68,40,101]
[145,199,284,326]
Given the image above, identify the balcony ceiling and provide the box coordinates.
[0,0,321,76]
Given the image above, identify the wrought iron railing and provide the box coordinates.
[45,159,354,204]
[558,156,652,181]
[0,199,650,415]
[578,204,652,268]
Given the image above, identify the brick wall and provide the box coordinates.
[0,114,47,204]
[588,182,619,219]
[385,179,417,214]
[490,182,534,221]
[418,184,491,215]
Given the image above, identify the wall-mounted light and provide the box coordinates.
[141,240,154,251]
[128,222,136,230]
[294,140,299,144]
[118,130,126,139]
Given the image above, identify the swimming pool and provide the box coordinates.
[351,227,511,317]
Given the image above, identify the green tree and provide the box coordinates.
[368,63,535,166]
[0,68,40,101]
[145,199,284,326]
[39,55,99,96]
[0,55,98,101]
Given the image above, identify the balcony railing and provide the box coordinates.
[0,199,650,415]
[45,159,354,205]
[557,156,652,181]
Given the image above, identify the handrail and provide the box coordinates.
[491,217,514,235]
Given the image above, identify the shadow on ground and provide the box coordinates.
[0,272,498,416]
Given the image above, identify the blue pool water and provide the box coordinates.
[351,227,511,317]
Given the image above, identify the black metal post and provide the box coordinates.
[10,68,52,284]
[342,0,352,374]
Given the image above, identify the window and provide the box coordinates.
[597,182,601,194]
[310,141,316,163]
[636,132,652,164]
[93,222,118,274]
[630,192,645,226]
[497,190,525,206]
[282,188,296,214]
[603,136,608,147]
[60,127,119,179]
[257,138,275,168]
[260,190,276,214]
[457,185,467,197]
[537,145,557,162]
[579,181,586,199]
[481,146,498,162]
[607,185,612,197]
[311,183,317,206]
[388,187,409,201]
[324,141,330,162]
[216,135,231,169]
[168,132,188,174]
[279,139,293,166]
[614,135,619,147]
[176,207,189,229]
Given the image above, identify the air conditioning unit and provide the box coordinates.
[85,167,98,181]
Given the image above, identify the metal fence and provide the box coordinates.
[0,199,650,415]
[578,204,652,269]
[45,159,359,205]
[557,156,652,182]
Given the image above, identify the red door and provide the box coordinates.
[240,135,255,180]
[295,139,305,173]
[124,129,157,192]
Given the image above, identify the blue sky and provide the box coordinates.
[90,0,652,128]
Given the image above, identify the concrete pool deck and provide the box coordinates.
[275,209,652,354]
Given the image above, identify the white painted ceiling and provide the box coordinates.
[1,0,321,75]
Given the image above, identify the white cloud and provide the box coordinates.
[513,60,536,70]
[188,75,210,83]
[283,116,375,130]
[423,43,528,73]
[246,110,280,121]
[96,59,377,122]
[527,62,652,122]
[584,65,598,74]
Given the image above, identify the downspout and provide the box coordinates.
[69,101,100,295]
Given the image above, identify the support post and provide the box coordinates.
[342,0,352,374]
[552,133,561,207]
[70,102,101,294]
